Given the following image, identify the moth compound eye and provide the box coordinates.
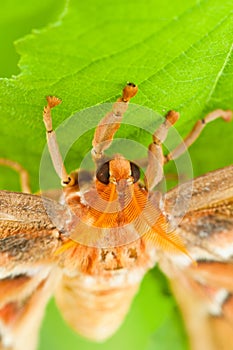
[130,162,140,183]
[96,162,110,184]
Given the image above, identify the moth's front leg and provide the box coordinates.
[165,109,232,162]
[43,96,73,186]
[145,110,179,190]
[91,83,138,166]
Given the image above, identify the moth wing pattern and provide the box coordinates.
[0,191,66,350]
[161,165,233,350]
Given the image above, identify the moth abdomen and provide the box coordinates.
[55,272,140,341]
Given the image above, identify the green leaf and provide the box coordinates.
[0,0,232,192]
[0,0,232,349]
[0,0,66,77]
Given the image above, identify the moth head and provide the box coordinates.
[96,155,140,186]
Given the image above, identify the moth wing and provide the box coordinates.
[161,165,233,350]
[0,268,62,350]
[0,191,66,350]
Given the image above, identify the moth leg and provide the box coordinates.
[165,109,232,163]
[0,158,31,193]
[145,110,179,190]
[43,97,73,186]
[91,83,138,166]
